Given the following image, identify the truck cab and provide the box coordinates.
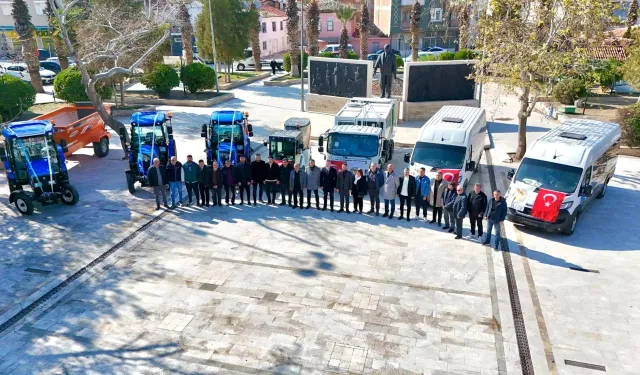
[1,120,79,215]
[201,110,253,166]
[121,111,175,194]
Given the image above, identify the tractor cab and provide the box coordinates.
[1,120,79,215]
[201,110,253,166]
[121,111,176,194]
[263,117,312,167]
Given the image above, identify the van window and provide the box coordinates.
[514,158,583,194]
[411,142,466,169]
[582,166,592,187]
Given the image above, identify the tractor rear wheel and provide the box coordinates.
[15,192,34,215]
[126,172,136,194]
[61,184,80,205]
[94,137,110,157]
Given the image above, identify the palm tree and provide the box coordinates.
[179,2,194,64]
[45,1,69,70]
[410,0,421,62]
[12,0,43,93]
[249,2,262,71]
[286,0,300,77]
[335,5,355,58]
[306,0,320,56]
[358,0,370,60]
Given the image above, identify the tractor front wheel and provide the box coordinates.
[15,192,34,215]
[61,184,80,205]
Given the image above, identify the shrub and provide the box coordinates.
[283,51,310,73]
[438,51,456,60]
[395,54,404,67]
[552,78,587,105]
[346,50,358,59]
[418,54,437,61]
[0,74,36,121]
[54,67,112,103]
[318,51,335,58]
[594,59,623,93]
[618,103,640,147]
[454,49,476,60]
[141,64,179,98]
[180,63,216,94]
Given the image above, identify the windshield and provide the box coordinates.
[10,136,60,172]
[411,142,466,169]
[132,126,165,145]
[271,139,296,160]
[213,124,243,142]
[514,158,583,194]
[327,133,378,158]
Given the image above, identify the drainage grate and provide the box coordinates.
[24,268,52,275]
[564,359,606,372]
[569,267,600,274]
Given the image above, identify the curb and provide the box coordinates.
[219,72,271,90]
[124,93,234,108]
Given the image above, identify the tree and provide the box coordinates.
[307,0,321,56]
[286,0,300,77]
[48,0,178,140]
[623,42,640,103]
[448,0,472,48]
[45,1,69,70]
[478,0,613,159]
[12,0,43,93]
[180,2,194,64]
[410,0,421,62]
[358,0,370,60]
[195,0,254,82]
[336,5,355,59]
[624,0,639,38]
[249,2,261,71]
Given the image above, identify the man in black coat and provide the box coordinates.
[251,153,267,205]
[264,156,280,204]
[197,159,212,207]
[320,160,337,212]
[147,158,169,210]
[467,183,488,241]
[396,168,416,221]
[222,160,236,205]
[234,155,253,205]
[278,158,293,206]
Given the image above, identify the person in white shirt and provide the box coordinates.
[396,168,416,222]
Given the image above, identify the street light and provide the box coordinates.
[208,0,219,93]
[300,0,305,112]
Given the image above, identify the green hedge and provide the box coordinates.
[454,49,476,60]
[618,103,640,147]
[283,51,309,73]
[141,64,179,98]
[552,78,587,105]
[318,51,334,58]
[0,74,36,121]
[438,51,456,60]
[346,50,358,59]
[180,63,216,94]
[395,54,404,67]
[418,54,437,61]
[53,67,112,103]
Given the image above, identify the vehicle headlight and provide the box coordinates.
[560,201,573,210]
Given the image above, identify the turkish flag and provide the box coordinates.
[531,188,566,223]
[440,169,460,183]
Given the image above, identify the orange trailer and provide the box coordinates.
[34,105,112,157]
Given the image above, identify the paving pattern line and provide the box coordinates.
[485,149,535,375]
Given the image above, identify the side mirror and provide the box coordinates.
[507,169,515,180]
[318,146,324,153]
[59,139,69,153]
[166,125,173,135]
[247,124,253,132]
[583,185,593,197]
[404,153,410,163]
[168,134,174,141]
[201,124,207,138]
[466,161,476,172]
[323,154,326,160]
[318,135,324,148]
[263,140,268,147]
[249,131,254,137]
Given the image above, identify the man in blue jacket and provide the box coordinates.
[415,167,430,220]
[452,185,467,239]
[483,190,508,249]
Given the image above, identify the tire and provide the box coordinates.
[596,180,608,199]
[15,192,34,215]
[237,63,245,71]
[93,137,110,157]
[277,64,284,71]
[61,184,80,205]
[563,213,579,236]
[126,172,136,194]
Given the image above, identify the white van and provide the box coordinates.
[235,48,283,71]
[320,44,354,56]
[505,119,620,235]
[404,106,486,189]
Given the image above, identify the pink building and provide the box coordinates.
[259,4,288,57]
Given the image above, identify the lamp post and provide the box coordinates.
[208,0,219,93]
[300,0,305,112]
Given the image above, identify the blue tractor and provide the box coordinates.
[1,120,79,215]
[120,111,176,194]
[201,109,253,166]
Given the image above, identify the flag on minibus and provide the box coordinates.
[440,169,459,183]
[531,188,566,222]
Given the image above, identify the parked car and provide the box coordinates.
[46,57,75,66]
[320,44,353,57]
[420,46,452,54]
[4,64,56,84]
[366,48,401,62]
[40,61,62,75]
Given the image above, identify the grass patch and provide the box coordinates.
[218,71,264,83]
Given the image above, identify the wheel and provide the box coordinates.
[93,137,110,157]
[237,63,245,71]
[562,212,579,235]
[277,63,284,71]
[126,172,136,194]
[596,180,608,199]
[61,184,80,205]
[15,192,34,215]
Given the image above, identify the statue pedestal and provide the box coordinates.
[305,93,351,115]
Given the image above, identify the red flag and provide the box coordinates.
[531,188,566,222]
[440,169,460,183]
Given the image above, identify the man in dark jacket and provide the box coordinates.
[367,163,384,216]
[336,163,354,213]
[148,158,169,210]
[197,159,212,207]
[442,182,457,232]
[222,159,235,205]
[397,168,416,221]
[234,155,252,205]
[279,158,293,206]
[467,183,488,241]
[452,185,467,239]
[264,156,280,204]
[289,163,307,208]
[320,161,337,212]
[166,156,183,208]
[270,59,277,75]
[373,44,397,98]
[211,161,223,206]
[251,153,267,205]
[483,190,508,249]
[183,155,200,206]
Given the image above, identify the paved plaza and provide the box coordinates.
[0,81,639,374]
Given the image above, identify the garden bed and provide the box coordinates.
[124,91,234,107]
[218,71,271,90]
[264,73,308,87]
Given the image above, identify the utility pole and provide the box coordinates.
[478,0,490,108]
[300,0,305,112]
[208,0,219,93]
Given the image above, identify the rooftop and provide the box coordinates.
[260,4,287,17]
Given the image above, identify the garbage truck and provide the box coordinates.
[201,109,253,166]
[263,117,311,167]
[1,120,79,215]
